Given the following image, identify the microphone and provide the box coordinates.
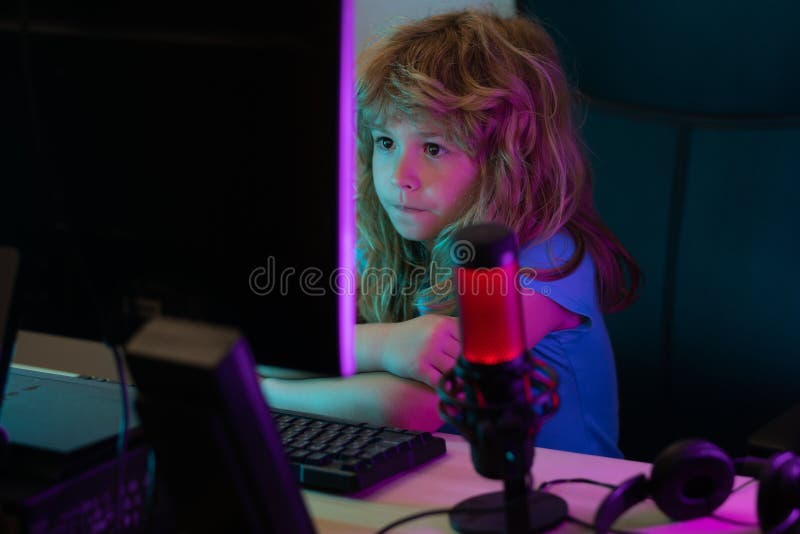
[438,222,566,533]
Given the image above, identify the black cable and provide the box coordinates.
[374,486,538,534]
[537,477,617,491]
[732,477,757,493]
[110,344,130,453]
[537,478,641,534]
[376,476,623,533]
[705,478,760,528]
[141,449,159,533]
[380,478,623,534]
[540,474,763,532]
[374,508,453,534]
[375,471,754,534]
[110,343,130,533]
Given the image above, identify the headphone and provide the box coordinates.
[594,438,800,534]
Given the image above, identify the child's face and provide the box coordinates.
[371,117,479,243]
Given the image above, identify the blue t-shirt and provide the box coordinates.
[515,231,621,458]
[359,236,621,457]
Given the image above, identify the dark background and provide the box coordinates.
[0,1,344,375]
[519,0,800,460]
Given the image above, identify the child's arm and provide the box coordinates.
[354,294,580,389]
[520,290,583,344]
[259,296,576,432]
[260,372,442,431]
[257,318,455,433]
[355,317,460,388]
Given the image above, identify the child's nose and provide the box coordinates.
[392,151,420,191]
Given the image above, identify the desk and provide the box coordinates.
[14,331,761,534]
[305,434,759,533]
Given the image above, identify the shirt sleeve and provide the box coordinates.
[516,231,597,324]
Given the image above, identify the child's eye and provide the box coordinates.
[375,137,394,150]
[424,143,446,157]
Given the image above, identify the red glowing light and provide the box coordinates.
[457,262,526,365]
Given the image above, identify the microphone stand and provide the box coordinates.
[504,476,532,532]
[439,355,568,534]
[439,222,567,533]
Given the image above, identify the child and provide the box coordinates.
[262,8,640,458]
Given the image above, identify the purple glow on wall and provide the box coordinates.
[338,0,356,377]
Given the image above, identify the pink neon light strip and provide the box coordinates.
[338,0,356,376]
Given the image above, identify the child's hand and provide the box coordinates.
[381,315,461,388]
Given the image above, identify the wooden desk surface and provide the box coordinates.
[14,331,761,533]
[305,435,760,534]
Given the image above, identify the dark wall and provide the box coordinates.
[519,0,800,460]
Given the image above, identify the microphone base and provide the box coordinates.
[449,489,567,533]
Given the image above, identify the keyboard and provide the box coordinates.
[271,408,447,493]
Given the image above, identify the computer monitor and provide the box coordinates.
[3,0,355,377]
[125,316,316,533]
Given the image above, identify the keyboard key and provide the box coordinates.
[305,452,332,466]
[289,449,311,462]
[271,408,447,493]
[329,436,354,448]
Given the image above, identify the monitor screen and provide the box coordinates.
[2,0,355,377]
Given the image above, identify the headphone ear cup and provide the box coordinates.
[650,439,735,520]
[594,473,650,534]
[757,451,800,534]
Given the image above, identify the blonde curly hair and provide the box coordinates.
[356,9,640,323]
